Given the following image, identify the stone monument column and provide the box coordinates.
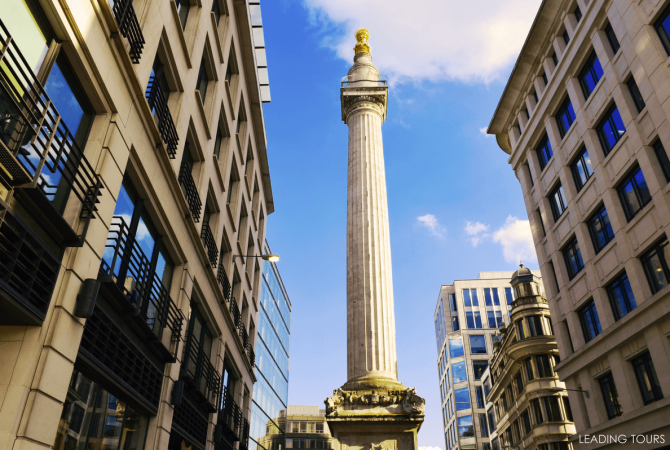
[325,28,425,450]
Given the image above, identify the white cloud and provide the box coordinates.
[492,215,537,265]
[465,221,490,247]
[302,0,540,84]
[479,126,492,136]
[417,213,444,237]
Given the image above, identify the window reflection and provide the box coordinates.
[54,370,149,450]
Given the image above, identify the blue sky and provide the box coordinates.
[260,0,540,447]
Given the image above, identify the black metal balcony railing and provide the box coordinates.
[178,162,202,222]
[201,221,218,267]
[219,385,242,441]
[99,217,185,361]
[229,297,242,329]
[0,20,102,246]
[0,209,60,325]
[247,344,255,368]
[181,332,223,413]
[145,75,178,157]
[239,419,250,450]
[217,266,232,301]
[110,0,145,63]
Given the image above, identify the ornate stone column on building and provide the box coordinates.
[324,28,425,450]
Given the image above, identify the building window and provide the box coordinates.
[470,335,487,354]
[515,371,524,394]
[466,312,482,329]
[642,237,670,294]
[627,77,645,113]
[543,396,563,421]
[488,408,497,430]
[632,352,664,404]
[480,413,489,437]
[578,52,603,99]
[521,409,532,435]
[196,57,209,100]
[563,237,584,280]
[449,293,458,311]
[476,386,485,408]
[655,3,670,55]
[587,205,614,254]
[449,339,464,358]
[517,320,526,339]
[617,165,651,221]
[607,272,637,321]
[597,104,626,155]
[54,370,150,450]
[562,396,574,421]
[488,311,496,328]
[527,315,545,337]
[492,288,501,305]
[563,29,570,45]
[556,97,576,138]
[484,288,493,306]
[599,372,623,419]
[578,300,602,343]
[455,387,471,411]
[533,90,539,104]
[531,398,543,424]
[452,316,460,332]
[552,51,559,67]
[549,184,567,221]
[574,6,582,21]
[571,147,594,192]
[473,361,488,380]
[176,0,190,29]
[605,23,620,54]
[458,415,474,437]
[653,140,670,183]
[536,135,553,171]
[542,71,548,86]
[495,311,503,327]
[536,354,553,378]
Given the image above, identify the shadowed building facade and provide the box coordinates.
[0,1,276,450]
[488,0,670,448]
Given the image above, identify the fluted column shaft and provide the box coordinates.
[345,98,397,383]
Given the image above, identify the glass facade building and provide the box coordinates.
[434,271,543,450]
[250,241,292,450]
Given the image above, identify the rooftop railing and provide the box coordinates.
[341,75,387,88]
[100,216,185,361]
[0,19,102,246]
[110,0,145,63]
[178,161,202,222]
[146,75,178,157]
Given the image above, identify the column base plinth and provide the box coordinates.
[324,384,425,450]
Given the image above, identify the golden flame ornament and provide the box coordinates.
[354,27,371,54]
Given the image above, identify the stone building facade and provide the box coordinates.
[488,267,576,450]
[0,0,274,450]
[488,0,670,447]
[257,405,335,450]
[434,272,542,450]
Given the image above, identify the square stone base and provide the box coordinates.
[327,416,422,450]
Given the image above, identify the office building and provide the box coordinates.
[257,405,335,450]
[487,266,575,450]
[488,0,670,446]
[0,0,274,450]
[434,271,543,450]
[249,241,291,450]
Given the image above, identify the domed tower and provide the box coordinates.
[488,264,576,450]
[324,29,424,450]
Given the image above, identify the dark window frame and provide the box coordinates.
[536,135,553,171]
[578,51,604,99]
[653,140,670,183]
[549,183,567,221]
[605,23,620,54]
[617,164,651,222]
[597,104,626,156]
[578,299,602,343]
[626,77,646,113]
[574,6,582,22]
[606,272,637,321]
[632,352,664,405]
[570,147,594,192]
[654,3,670,55]
[641,237,670,295]
[598,372,623,419]
[587,205,614,254]
[563,237,584,280]
[556,96,576,138]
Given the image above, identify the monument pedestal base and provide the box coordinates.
[325,387,425,450]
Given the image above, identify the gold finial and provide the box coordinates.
[354,27,371,54]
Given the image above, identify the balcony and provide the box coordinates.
[99,217,185,362]
[0,209,60,325]
[0,20,103,247]
[145,75,178,157]
[180,333,223,413]
[178,162,202,222]
[217,266,232,301]
[110,0,145,63]
[201,220,218,267]
[219,385,242,442]
[238,325,255,368]
[238,419,250,450]
[229,297,242,329]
